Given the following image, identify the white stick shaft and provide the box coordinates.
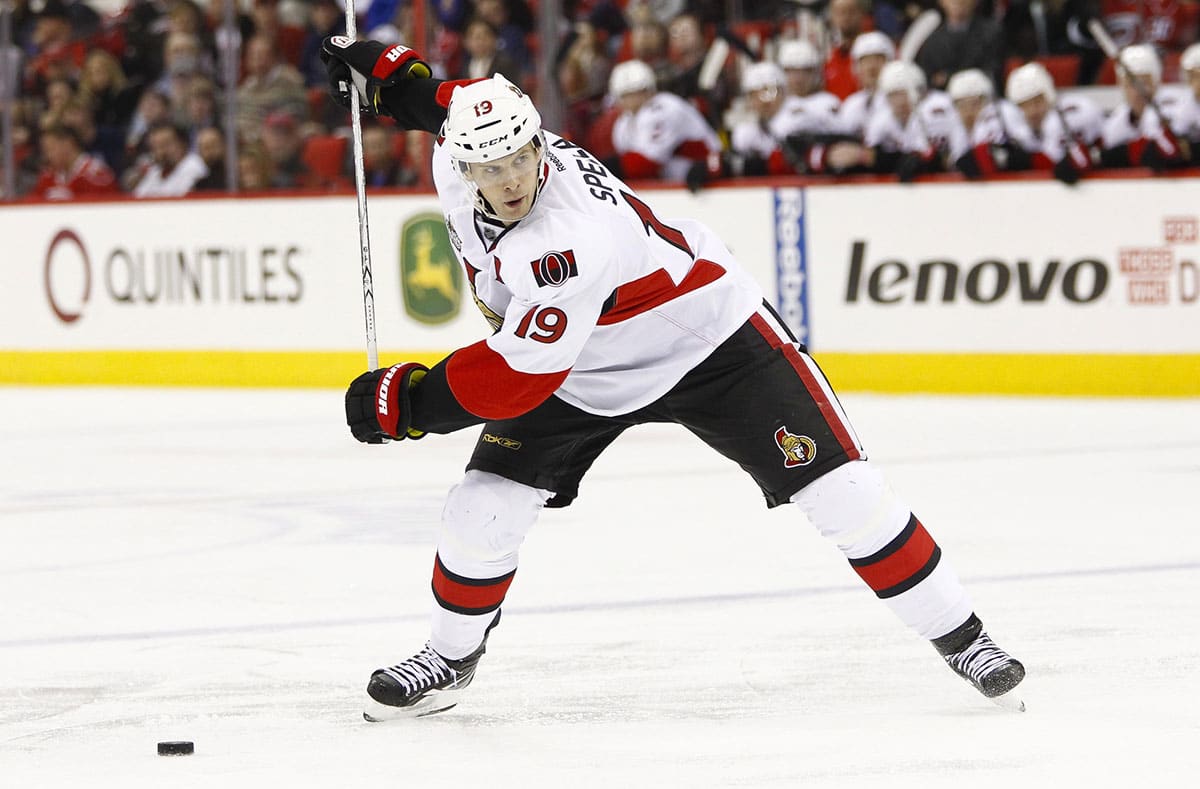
[345,2,379,370]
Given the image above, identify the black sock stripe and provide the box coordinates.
[848,514,919,568]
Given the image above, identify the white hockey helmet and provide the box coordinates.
[742,61,786,94]
[878,60,926,105]
[1006,62,1056,104]
[1180,42,1200,73]
[947,68,994,101]
[850,31,895,62]
[777,39,821,70]
[443,74,546,220]
[1119,44,1162,84]
[608,59,657,97]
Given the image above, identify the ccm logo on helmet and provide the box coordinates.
[531,250,578,288]
[478,135,511,148]
[376,364,403,415]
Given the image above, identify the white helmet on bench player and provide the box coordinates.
[1006,62,1056,104]
[443,74,546,221]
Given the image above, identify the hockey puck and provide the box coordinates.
[157,741,194,756]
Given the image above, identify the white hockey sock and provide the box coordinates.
[791,460,973,641]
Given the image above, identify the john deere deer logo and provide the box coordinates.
[400,213,462,324]
[774,426,816,468]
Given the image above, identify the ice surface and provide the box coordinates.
[2,388,1198,787]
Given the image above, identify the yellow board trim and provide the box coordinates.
[2,350,1199,396]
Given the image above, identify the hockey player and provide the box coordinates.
[1155,42,1200,162]
[944,68,1025,179]
[319,36,1027,721]
[863,60,958,181]
[835,31,895,140]
[1002,62,1105,184]
[728,61,837,177]
[604,58,721,186]
[1099,44,1189,170]
[776,39,842,123]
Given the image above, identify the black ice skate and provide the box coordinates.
[363,641,486,722]
[934,614,1026,711]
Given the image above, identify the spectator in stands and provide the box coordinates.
[238,140,275,191]
[628,17,672,86]
[363,125,418,187]
[183,78,220,141]
[24,0,86,92]
[1098,0,1197,51]
[298,0,346,87]
[125,89,172,165]
[836,31,895,139]
[38,76,76,131]
[133,121,209,197]
[236,34,308,139]
[777,39,841,123]
[1002,0,1100,82]
[260,111,308,188]
[34,124,119,200]
[660,11,737,128]
[557,21,614,142]
[192,126,229,191]
[455,17,523,81]
[1099,44,1189,170]
[915,0,1004,91]
[76,50,141,172]
[606,58,721,185]
[472,0,533,76]
[1002,61,1104,182]
[823,0,870,100]
[153,32,208,110]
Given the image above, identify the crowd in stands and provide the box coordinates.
[1,0,1199,201]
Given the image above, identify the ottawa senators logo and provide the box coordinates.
[531,250,578,287]
[775,426,816,468]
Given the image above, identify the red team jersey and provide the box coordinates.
[34,154,119,201]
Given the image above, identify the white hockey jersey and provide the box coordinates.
[431,131,763,419]
[864,90,957,155]
[836,89,886,140]
[1156,84,1200,140]
[1005,94,1104,163]
[730,94,840,158]
[946,100,1026,161]
[611,92,721,181]
[1101,91,1180,149]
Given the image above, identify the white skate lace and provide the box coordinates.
[945,633,1013,686]
[379,643,456,694]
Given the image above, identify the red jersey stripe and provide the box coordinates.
[445,340,569,419]
[597,259,725,325]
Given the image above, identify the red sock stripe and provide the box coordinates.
[749,313,862,462]
[431,554,516,616]
[848,515,942,599]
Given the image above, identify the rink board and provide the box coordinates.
[2,179,1198,395]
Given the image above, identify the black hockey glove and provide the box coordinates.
[320,36,431,118]
[345,363,429,443]
[1053,156,1082,185]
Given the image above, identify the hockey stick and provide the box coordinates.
[1086,18,1185,160]
[1086,18,1161,112]
[898,10,941,64]
[344,0,380,370]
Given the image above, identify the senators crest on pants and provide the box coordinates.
[774,426,816,468]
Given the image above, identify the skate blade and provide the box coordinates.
[362,689,464,722]
[989,690,1026,713]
